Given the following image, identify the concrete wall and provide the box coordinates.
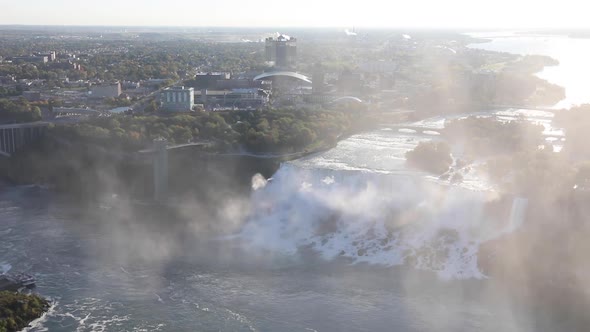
[0,123,48,156]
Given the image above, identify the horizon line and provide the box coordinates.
[0,24,588,31]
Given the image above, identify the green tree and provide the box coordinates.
[170,125,193,143]
[145,100,159,113]
[406,141,453,174]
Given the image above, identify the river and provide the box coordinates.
[0,114,546,332]
[0,33,580,331]
[468,31,590,108]
[0,151,533,331]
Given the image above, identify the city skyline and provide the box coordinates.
[1,0,590,29]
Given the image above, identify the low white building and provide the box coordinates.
[160,86,194,112]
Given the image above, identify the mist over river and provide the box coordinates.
[1,106,559,331]
[0,32,581,332]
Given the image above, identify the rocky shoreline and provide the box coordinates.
[0,291,49,332]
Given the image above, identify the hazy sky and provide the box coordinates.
[1,0,589,29]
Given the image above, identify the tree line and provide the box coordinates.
[50,107,362,154]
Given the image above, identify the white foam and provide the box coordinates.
[239,165,524,280]
[39,297,132,332]
[0,263,11,275]
[23,299,58,332]
[251,174,268,191]
[237,112,544,279]
[398,128,417,134]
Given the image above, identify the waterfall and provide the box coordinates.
[237,164,522,280]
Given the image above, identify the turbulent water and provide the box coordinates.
[243,146,519,281]
[0,186,531,332]
[0,109,553,331]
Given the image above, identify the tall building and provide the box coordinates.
[90,82,122,99]
[35,52,56,62]
[265,34,297,69]
[160,86,195,112]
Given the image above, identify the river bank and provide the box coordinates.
[0,106,404,206]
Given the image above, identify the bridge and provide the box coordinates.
[138,141,213,154]
[485,105,560,113]
[0,122,49,157]
[330,96,364,104]
[392,125,443,135]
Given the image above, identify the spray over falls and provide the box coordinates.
[239,164,528,280]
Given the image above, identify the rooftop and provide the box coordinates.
[266,34,296,42]
[165,86,194,91]
[254,71,311,84]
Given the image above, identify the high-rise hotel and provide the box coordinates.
[265,34,297,69]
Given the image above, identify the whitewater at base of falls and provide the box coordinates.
[239,164,526,280]
[0,262,11,275]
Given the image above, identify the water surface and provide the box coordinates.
[468,32,590,108]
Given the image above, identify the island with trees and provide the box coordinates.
[0,291,50,332]
[405,141,453,175]
[402,109,590,330]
